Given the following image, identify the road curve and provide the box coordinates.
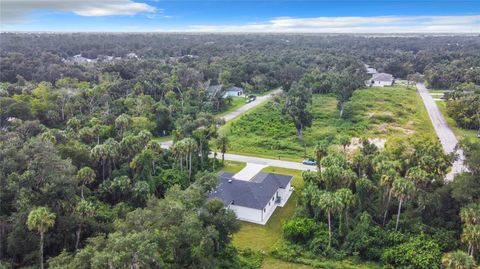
[160,88,281,149]
[416,82,467,181]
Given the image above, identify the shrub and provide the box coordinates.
[283,217,318,244]
[344,212,387,261]
[381,235,441,269]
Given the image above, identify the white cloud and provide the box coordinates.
[180,15,480,33]
[1,0,156,24]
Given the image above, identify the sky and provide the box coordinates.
[1,0,479,33]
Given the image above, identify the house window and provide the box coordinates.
[263,208,266,212]
[268,202,270,206]
[272,196,274,201]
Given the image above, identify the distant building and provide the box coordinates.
[65,54,95,64]
[223,86,244,97]
[365,64,378,75]
[206,85,223,97]
[126,52,139,59]
[370,73,394,87]
[209,171,293,225]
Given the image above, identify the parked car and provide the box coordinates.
[248,95,257,101]
[245,99,251,104]
[302,159,317,166]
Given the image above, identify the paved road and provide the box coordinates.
[212,153,317,172]
[222,88,281,122]
[158,87,315,172]
[160,89,281,149]
[416,82,467,181]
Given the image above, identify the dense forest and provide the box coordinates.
[1,33,479,268]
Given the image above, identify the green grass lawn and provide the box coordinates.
[232,167,303,252]
[216,97,246,117]
[220,160,246,174]
[220,86,435,161]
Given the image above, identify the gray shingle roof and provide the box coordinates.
[206,85,223,95]
[372,73,394,82]
[209,172,293,209]
[225,86,243,92]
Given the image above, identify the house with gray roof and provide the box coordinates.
[209,171,293,225]
[223,86,244,98]
[370,72,394,87]
[206,85,223,97]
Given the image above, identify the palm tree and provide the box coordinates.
[216,135,229,163]
[381,169,399,226]
[75,200,95,251]
[183,138,198,179]
[77,167,96,199]
[172,140,186,171]
[27,207,56,269]
[391,177,415,231]
[460,203,480,256]
[314,140,328,170]
[336,188,356,229]
[91,144,109,181]
[442,250,476,269]
[317,191,342,248]
[114,114,132,136]
[302,183,319,218]
[461,225,480,257]
[339,136,351,155]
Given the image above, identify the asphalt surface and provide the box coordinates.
[211,153,318,172]
[416,82,467,181]
[160,89,281,149]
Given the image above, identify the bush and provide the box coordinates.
[381,235,441,269]
[344,212,387,261]
[283,217,318,244]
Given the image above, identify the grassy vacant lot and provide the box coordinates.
[220,86,435,161]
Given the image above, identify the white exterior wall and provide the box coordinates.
[372,80,393,87]
[228,204,262,223]
[228,185,293,225]
[223,90,243,97]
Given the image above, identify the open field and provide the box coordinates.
[220,86,435,161]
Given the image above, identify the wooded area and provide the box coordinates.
[0,33,479,269]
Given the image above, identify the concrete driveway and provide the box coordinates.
[233,163,268,180]
[416,82,467,181]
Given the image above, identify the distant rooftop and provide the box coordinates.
[372,72,394,82]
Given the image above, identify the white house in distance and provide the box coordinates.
[209,171,293,225]
[205,84,244,98]
[223,86,244,97]
[370,73,394,87]
[365,64,378,75]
